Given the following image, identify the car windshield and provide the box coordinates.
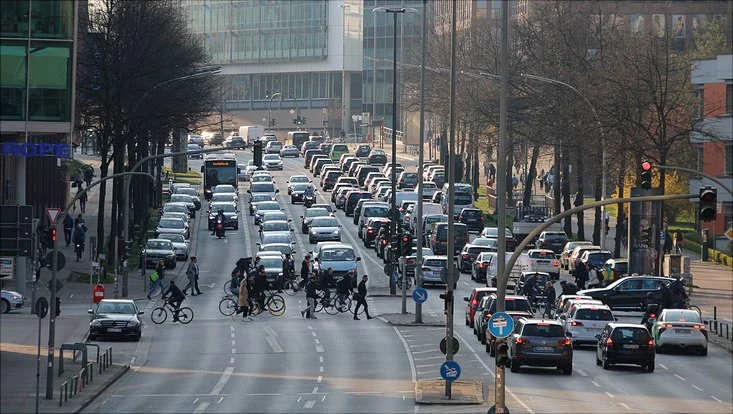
[261,245,291,254]
[663,310,702,323]
[489,298,532,312]
[159,219,184,228]
[176,188,197,197]
[462,209,481,217]
[163,204,187,213]
[472,238,498,248]
[214,185,236,193]
[305,208,329,218]
[332,145,348,151]
[544,233,568,240]
[252,175,273,182]
[437,225,467,238]
[96,302,136,314]
[251,183,276,193]
[262,222,290,232]
[467,246,494,254]
[147,241,172,250]
[320,248,355,261]
[292,183,312,191]
[258,257,283,267]
[158,234,185,243]
[251,194,273,202]
[263,155,280,161]
[262,234,290,244]
[529,251,556,259]
[424,259,447,267]
[311,217,338,227]
[290,176,310,183]
[211,203,236,212]
[426,215,448,224]
[363,206,388,217]
[611,327,650,342]
[483,228,513,238]
[170,195,192,203]
[211,194,235,202]
[521,324,565,337]
[257,202,281,211]
[575,308,614,320]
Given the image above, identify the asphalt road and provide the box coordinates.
[81,149,733,414]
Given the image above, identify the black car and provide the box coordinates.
[304,149,325,168]
[208,202,239,230]
[508,318,573,375]
[459,208,485,232]
[344,191,372,216]
[88,299,143,341]
[596,323,655,372]
[342,158,361,174]
[535,231,569,254]
[578,276,671,311]
[364,218,390,247]
[457,244,495,273]
[355,145,371,157]
[290,183,314,204]
[367,150,387,166]
[227,136,246,148]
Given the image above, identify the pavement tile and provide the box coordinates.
[415,379,484,404]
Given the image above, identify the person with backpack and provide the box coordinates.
[301,274,318,319]
[147,261,166,299]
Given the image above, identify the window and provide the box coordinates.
[726,144,733,176]
[0,41,26,120]
[697,87,705,118]
[28,42,71,121]
[727,83,732,115]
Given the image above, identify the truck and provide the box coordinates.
[238,125,266,147]
[512,205,562,247]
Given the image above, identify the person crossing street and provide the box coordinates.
[183,256,203,296]
[353,275,373,320]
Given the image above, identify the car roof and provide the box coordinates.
[147,239,172,243]
[517,317,563,326]
[607,323,648,329]
[98,299,136,304]
[423,255,448,260]
[573,303,611,310]
[527,249,554,254]
[320,243,353,250]
[520,271,551,276]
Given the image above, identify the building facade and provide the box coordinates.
[182,0,363,138]
[690,53,733,249]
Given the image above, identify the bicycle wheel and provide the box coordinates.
[689,305,701,315]
[151,307,168,324]
[177,307,194,324]
[339,297,352,314]
[250,301,262,316]
[314,293,325,313]
[219,297,237,316]
[396,277,412,290]
[324,297,339,315]
[267,295,286,316]
[223,280,232,294]
[284,280,300,296]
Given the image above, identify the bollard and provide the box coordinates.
[71,375,78,397]
[108,347,113,365]
[88,362,94,383]
[714,306,717,321]
[99,356,103,374]
[80,367,86,388]
[59,382,66,406]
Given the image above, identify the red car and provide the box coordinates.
[464,287,497,328]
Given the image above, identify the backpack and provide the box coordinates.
[150,271,160,282]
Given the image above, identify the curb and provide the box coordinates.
[376,315,446,327]
[74,364,130,414]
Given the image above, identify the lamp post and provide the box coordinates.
[520,73,608,249]
[121,68,221,297]
[373,6,418,296]
[267,92,282,132]
[339,3,350,136]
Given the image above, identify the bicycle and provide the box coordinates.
[151,300,194,324]
[283,277,302,296]
[683,298,701,315]
[250,290,286,317]
[219,294,238,316]
[324,293,352,315]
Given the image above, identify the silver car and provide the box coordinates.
[1,289,25,313]
[263,154,283,170]
[651,309,708,355]
[420,256,459,288]
[309,216,342,244]
[280,145,300,157]
[157,233,190,260]
[156,217,189,239]
[260,220,293,238]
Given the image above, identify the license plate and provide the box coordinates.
[623,344,639,349]
[675,329,691,334]
[467,218,477,222]
[534,346,553,352]
[107,328,122,332]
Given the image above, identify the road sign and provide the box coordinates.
[35,297,49,319]
[412,287,428,304]
[46,208,61,226]
[725,227,733,241]
[488,312,515,339]
[0,257,14,279]
[383,263,395,276]
[440,360,461,382]
[439,336,460,355]
[43,252,66,271]
[46,278,64,293]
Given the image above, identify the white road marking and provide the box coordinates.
[393,326,417,383]
[308,325,313,330]
[230,326,234,331]
[576,368,588,377]
[590,381,601,388]
[619,403,631,411]
[317,376,323,383]
[416,371,434,375]
[604,391,614,398]
[193,402,210,414]
[266,335,284,353]
[415,364,439,368]
[211,367,235,395]
[312,387,319,394]
[230,357,235,364]
[232,340,236,346]
[217,397,223,404]
[312,331,318,337]
[692,385,703,392]
[659,363,668,370]
[303,400,315,409]
[319,356,324,363]
[314,338,320,344]
[231,348,236,354]
[414,356,444,361]
[409,343,432,348]
[316,345,324,353]
[193,398,199,404]
[322,395,326,402]
[231,333,235,338]
[674,374,686,381]
[709,396,723,403]
[319,366,324,372]
[411,349,435,354]
[297,397,302,402]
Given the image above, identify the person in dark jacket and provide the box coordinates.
[543,281,557,318]
[335,275,352,311]
[574,262,589,290]
[301,274,318,319]
[300,255,312,288]
[277,253,293,292]
[318,267,334,305]
[353,275,372,320]
[560,280,579,296]
[253,265,269,310]
[162,281,185,321]
[63,214,74,246]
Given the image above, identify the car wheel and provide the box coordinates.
[510,358,520,373]
[655,345,663,354]
[602,356,611,370]
[480,331,487,345]
[465,317,470,326]
[133,332,141,342]
[561,364,572,375]
[646,361,655,373]
[0,299,9,314]
[700,347,708,356]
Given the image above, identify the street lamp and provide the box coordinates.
[267,92,282,131]
[373,6,418,296]
[340,4,350,136]
[520,73,608,249]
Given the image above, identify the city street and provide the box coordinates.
[79,150,732,414]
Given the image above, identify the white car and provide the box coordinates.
[526,249,561,280]
[1,290,25,313]
[651,309,708,355]
[560,304,615,345]
[263,154,283,170]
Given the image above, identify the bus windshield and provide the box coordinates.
[204,159,237,189]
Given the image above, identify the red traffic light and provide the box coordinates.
[641,161,652,171]
[51,228,57,241]
[700,189,716,203]
[402,236,410,242]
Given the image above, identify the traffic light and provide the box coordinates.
[55,297,61,317]
[496,341,510,367]
[642,227,654,247]
[699,186,717,222]
[401,233,413,257]
[49,228,56,247]
[253,141,263,166]
[640,161,652,190]
[390,234,401,258]
[292,117,298,125]
[269,118,276,127]
[439,290,453,314]
[299,116,306,125]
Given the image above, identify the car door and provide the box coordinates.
[597,325,611,359]
[611,278,643,308]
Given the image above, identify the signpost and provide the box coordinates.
[440,360,461,382]
[412,287,427,304]
[45,208,61,226]
[488,312,515,339]
[439,336,459,355]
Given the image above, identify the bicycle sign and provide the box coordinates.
[488,312,514,339]
[440,360,461,382]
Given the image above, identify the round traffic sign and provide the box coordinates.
[383,263,395,276]
[440,360,461,382]
[35,297,49,319]
[412,287,428,304]
[488,312,515,339]
[439,336,459,355]
[44,252,66,271]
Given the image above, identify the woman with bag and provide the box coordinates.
[147,261,166,299]
[236,277,251,320]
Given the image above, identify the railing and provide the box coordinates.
[58,346,112,407]
[705,306,732,341]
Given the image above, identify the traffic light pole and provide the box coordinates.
[652,164,732,196]
[46,171,153,399]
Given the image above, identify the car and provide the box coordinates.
[474,294,534,349]
[301,141,319,153]
[469,237,500,251]
[260,220,293,237]
[188,135,205,147]
[187,143,203,158]
[173,187,201,210]
[253,201,283,225]
[290,183,314,204]
[209,133,224,146]
[508,318,573,375]
[208,202,239,230]
[260,211,290,227]
[208,193,237,209]
[321,170,343,191]
[304,149,326,169]
[265,141,283,154]
[526,249,560,280]
[142,239,177,269]
[420,255,457,287]
[254,253,285,285]
[312,158,334,177]
[311,203,334,214]
[568,245,601,274]
[430,171,446,188]
[155,217,190,239]
[237,163,250,181]
[363,217,390,248]
[308,216,342,243]
[213,183,238,197]
[319,164,341,181]
[397,171,418,189]
[160,212,190,227]
[480,227,517,251]
[578,276,672,310]
[595,323,655,372]
[399,247,434,278]
[87,299,143,341]
[367,149,387,166]
[249,193,276,215]
[431,190,443,204]
[300,207,331,233]
[312,244,361,287]
[260,232,295,247]
[259,243,296,258]
[263,154,283,170]
[535,231,569,254]
[169,194,197,217]
[363,172,385,190]
[251,174,275,184]
[458,243,496,274]
[423,165,444,181]
[342,158,361,174]
[287,175,311,193]
[430,223,468,255]
[280,144,300,157]
[318,142,332,154]
[344,190,372,216]
[156,233,190,260]
[579,250,613,273]
[162,202,192,219]
[247,182,279,201]
[422,214,449,245]
[227,136,246,148]
[560,241,594,269]
[463,287,498,327]
[369,177,390,195]
[416,181,438,200]
[357,202,390,238]
[329,143,349,161]
[334,187,357,209]
[554,298,604,321]
[309,154,328,171]
[650,309,707,355]
[471,252,495,283]
[560,304,615,346]
[355,144,371,157]
[457,208,484,232]
[1,290,25,313]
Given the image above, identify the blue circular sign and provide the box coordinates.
[440,360,461,382]
[488,312,515,339]
[412,287,428,304]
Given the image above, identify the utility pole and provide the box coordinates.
[414,0,427,324]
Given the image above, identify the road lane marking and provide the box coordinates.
[575,368,588,377]
[230,357,235,364]
[619,403,631,410]
[312,387,319,394]
[604,391,614,398]
[319,356,324,363]
[692,385,703,392]
[230,326,234,331]
[590,380,601,388]
[211,367,235,395]
[317,376,323,383]
[409,343,432,348]
[411,349,435,354]
[217,397,223,404]
[193,402,210,414]
[316,345,324,353]
[266,335,284,353]
[232,340,236,346]
[314,338,320,344]
[193,398,199,404]
[319,366,324,372]
[393,326,417,383]
[312,331,318,337]
[308,325,313,330]
[414,356,443,361]
[232,348,236,354]
[674,374,686,381]
[231,333,235,338]
[415,364,439,368]
[710,396,723,403]
[659,363,669,370]
[303,400,315,409]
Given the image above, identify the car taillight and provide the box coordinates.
[648,313,656,319]
[368,229,376,234]
[605,338,613,348]
[553,260,560,267]
[658,323,672,335]
[479,216,484,222]
[516,337,530,345]
[570,321,584,326]
[480,263,488,268]
[647,339,655,350]
[558,338,572,347]
[406,258,415,265]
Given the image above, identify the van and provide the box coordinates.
[486,252,531,289]
[440,183,474,217]
[239,125,265,146]
[430,223,469,255]
[329,144,350,161]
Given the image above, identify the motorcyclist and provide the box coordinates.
[162,280,186,321]
[72,223,87,256]
[303,185,315,207]
[212,208,226,236]
[669,277,689,309]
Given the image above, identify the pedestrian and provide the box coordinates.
[511,175,519,190]
[77,186,88,213]
[277,253,292,293]
[353,275,373,320]
[544,281,557,317]
[63,213,73,246]
[237,275,251,319]
[335,274,352,311]
[601,262,614,286]
[587,265,601,288]
[488,163,496,181]
[300,254,312,288]
[575,262,589,290]
[673,230,685,255]
[602,210,610,236]
[319,267,334,305]
[84,166,94,187]
[73,170,83,188]
[254,265,268,310]
[302,274,318,319]
[560,280,579,295]
[146,261,166,299]
[662,224,672,255]
[483,160,490,179]
[183,256,202,295]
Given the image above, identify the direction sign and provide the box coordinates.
[440,360,461,382]
[488,312,515,339]
[412,287,428,304]
[46,208,61,226]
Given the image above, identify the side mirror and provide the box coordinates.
[87,309,93,314]
[275,189,280,193]
[463,297,469,302]
[256,242,261,246]
[300,216,304,219]
[200,166,204,172]
[290,228,295,232]
[138,311,145,315]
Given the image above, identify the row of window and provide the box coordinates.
[223,72,344,103]
[0,0,74,39]
[205,31,327,64]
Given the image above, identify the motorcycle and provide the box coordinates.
[303,194,315,208]
[640,296,661,332]
[75,242,84,261]
[215,217,225,238]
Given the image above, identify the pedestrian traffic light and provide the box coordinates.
[640,161,652,190]
[401,233,413,257]
[55,297,61,317]
[698,186,717,222]
[390,234,401,258]
[642,227,654,247]
[496,341,510,367]
[439,290,453,314]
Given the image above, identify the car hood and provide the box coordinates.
[311,226,339,233]
[315,260,357,272]
[169,242,188,250]
[156,227,185,234]
[576,288,604,296]
[145,248,174,255]
[263,267,282,274]
[92,313,138,322]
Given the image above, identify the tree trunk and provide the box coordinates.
[592,172,602,245]
[575,155,585,240]
[506,146,515,207]
[523,145,539,207]
[553,145,561,218]
[96,148,111,262]
[613,168,626,259]
[561,148,572,236]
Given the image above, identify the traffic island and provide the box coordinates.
[415,379,484,404]
[377,312,445,327]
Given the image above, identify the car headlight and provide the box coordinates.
[91,320,101,327]
[348,269,357,275]
[311,229,317,234]
[209,215,214,219]
[11,294,22,300]
[127,320,139,327]
[333,229,340,235]
[231,215,238,219]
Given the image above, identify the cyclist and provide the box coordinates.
[253,264,268,310]
[669,277,689,309]
[277,253,293,293]
[229,268,243,296]
[300,255,312,288]
[318,267,334,306]
[335,274,352,311]
[522,272,539,307]
[162,280,186,321]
